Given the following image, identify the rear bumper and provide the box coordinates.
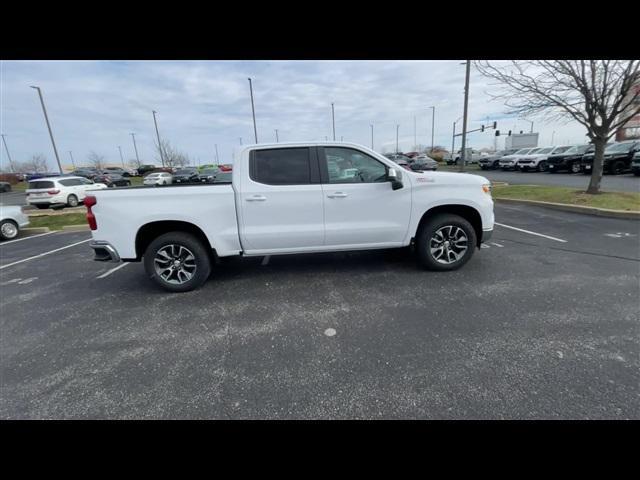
[90,241,120,262]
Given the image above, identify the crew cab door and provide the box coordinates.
[238,146,324,253]
[319,146,411,247]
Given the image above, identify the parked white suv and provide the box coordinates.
[516,145,572,172]
[498,147,536,170]
[26,176,107,210]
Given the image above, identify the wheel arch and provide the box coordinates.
[135,220,216,261]
[414,204,483,247]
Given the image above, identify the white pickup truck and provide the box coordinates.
[85,142,494,292]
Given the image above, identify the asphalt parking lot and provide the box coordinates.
[1,204,639,419]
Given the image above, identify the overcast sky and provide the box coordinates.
[0,60,589,170]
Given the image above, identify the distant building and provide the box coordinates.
[615,73,640,141]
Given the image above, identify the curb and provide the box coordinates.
[22,227,51,233]
[494,197,640,220]
[61,224,90,231]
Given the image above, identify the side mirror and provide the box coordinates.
[387,168,403,190]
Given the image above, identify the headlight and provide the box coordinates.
[482,184,491,195]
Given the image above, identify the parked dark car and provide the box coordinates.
[0,181,11,192]
[172,168,201,184]
[199,168,218,183]
[93,172,131,187]
[103,167,131,177]
[410,157,438,171]
[71,168,100,180]
[137,164,157,176]
[25,172,62,181]
[581,141,640,175]
[478,149,519,170]
[547,144,595,173]
[631,151,640,176]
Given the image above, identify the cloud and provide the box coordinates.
[0,60,587,170]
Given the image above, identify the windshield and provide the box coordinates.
[605,142,634,153]
[514,148,532,155]
[563,145,588,155]
[175,170,193,175]
[527,148,542,155]
[552,146,571,154]
[534,147,553,154]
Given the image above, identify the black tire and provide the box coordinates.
[634,171,640,177]
[416,214,477,271]
[35,204,49,210]
[143,231,211,292]
[611,161,625,175]
[537,161,548,172]
[570,162,581,174]
[0,219,19,240]
[67,194,79,207]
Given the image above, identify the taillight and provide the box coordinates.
[47,189,60,195]
[84,195,97,230]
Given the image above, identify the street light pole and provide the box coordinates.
[414,116,417,150]
[130,133,140,167]
[396,124,400,153]
[370,124,374,150]
[1,134,15,172]
[118,145,125,168]
[451,121,456,158]
[152,110,165,167]
[68,151,76,169]
[248,77,258,143]
[429,106,436,153]
[215,143,219,164]
[460,61,471,172]
[331,103,336,141]
[239,137,243,145]
[30,86,63,174]
[275,129,279,142]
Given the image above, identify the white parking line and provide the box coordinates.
[96,262,130,278]
[494,222,567,243]
[0,231,54,246]
[0,238,92,270]
[490,242,504,247]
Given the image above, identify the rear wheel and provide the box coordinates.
[416,214,477,271]
[143,232,211,292]
[0,219,19,240]
[537,161,548,172]
[67,194,79,207]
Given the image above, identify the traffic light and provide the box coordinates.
[481,125,485,132]
[508,130,512,136]
[520,130,523,134]
[495,130,500,136]
[492,121,497,129]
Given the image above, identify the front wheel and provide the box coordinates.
[143,232,211,292]
[537,161,548,172]
[416,214,477,271]
[0,219,19,240]
[611,161,625,175]
[570,162,581,174]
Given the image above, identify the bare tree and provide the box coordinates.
[19,154,49,173]
[475,60,640,194]
[87,151,106,171]
[156,139,190,168]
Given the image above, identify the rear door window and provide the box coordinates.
[28,181,55,189]
[250,148,312,185]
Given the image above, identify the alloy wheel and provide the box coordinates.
[153,244,197,285]
[429,226,468,264]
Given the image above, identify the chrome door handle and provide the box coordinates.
[246,195,267,201]
[327,192,348,198]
